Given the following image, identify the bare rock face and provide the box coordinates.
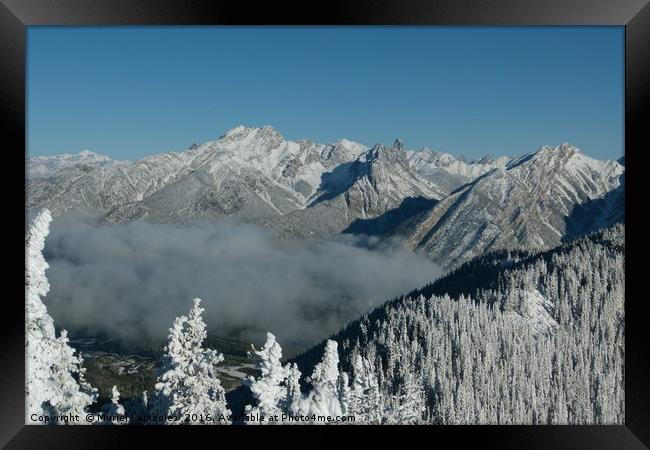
[308,143,445,218]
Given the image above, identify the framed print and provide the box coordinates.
[2,0,648,447]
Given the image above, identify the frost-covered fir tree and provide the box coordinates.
[243,333,305,423]
[346,354,383,424]
[100,386,128,425]
[243,332,289,424]
[301,340,343,420]
[282,362,303,415]
[337,372,352,416]
[384,374,427,424]
[25,208,97,424]
[153,298,231,424]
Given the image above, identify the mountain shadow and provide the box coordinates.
[563,174,624,242]
[342,196,438,237]
[307,161,362,207]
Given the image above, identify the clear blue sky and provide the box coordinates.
[27,26,623,161]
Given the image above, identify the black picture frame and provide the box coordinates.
[2,0,648,447]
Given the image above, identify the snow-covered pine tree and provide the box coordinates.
[152,298,231,425]
[25,208,97,424]
[282,362,303,416]
[384,373,427,424]
[346,354,383,424]
[338,372,351,416]
[301,340,343,420]
[243,332,289,424]
[100,386,128,425]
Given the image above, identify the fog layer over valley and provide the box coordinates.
[43,214,443,353]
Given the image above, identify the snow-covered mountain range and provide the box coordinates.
[28,150,112,179]
[27,126,624,267]
[402,143,624,266]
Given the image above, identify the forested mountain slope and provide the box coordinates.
[293,225,625,424]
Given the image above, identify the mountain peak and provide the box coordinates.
[27,149,112,179]
[78,149,100,158]
[537,143,581,157]
[366,144,385,160]
[393,138,405,151]
[217,125,285,146]
[256,125,284,141]
[220,125,255,140]
[54,149,111,162]
[226,124,252,134]
[335,138,360,148]
[505,143,582,170]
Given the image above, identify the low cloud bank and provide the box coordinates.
[43,215,443,353]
